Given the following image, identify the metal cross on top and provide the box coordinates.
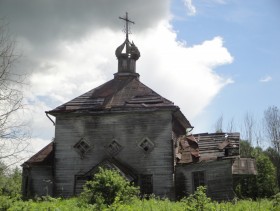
[119,12,135,40]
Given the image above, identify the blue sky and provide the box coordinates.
[170,0,280,132]
[0,0,279,157]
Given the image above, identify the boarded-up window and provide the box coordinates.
[106,140,122,156]
[140,174,153,195]
[74,138,91,157]
[193,171,205,191]
[139,138,154,153]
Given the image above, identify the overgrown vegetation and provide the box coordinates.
[0,184,279,210]
[80,168,139,208]
[234,142,278,199]
[0,162,21,198]
[0,167,280,210]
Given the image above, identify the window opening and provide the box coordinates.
[139,138,154,153]
[74,138,91,157]
[193,171,205,191]
[106,140,122,156]
[140,174,153,195]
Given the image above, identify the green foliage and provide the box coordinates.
[109,196,187,211]
[253,149,278,197]
[0,194,278,210]
[272,192,280,208]
[0,197,94,211]
[80,167,139,207]
[0,195,14,210]
[265,147,280,190]
[0,163,22,198]
[234,146,278,199]
[182,186,216,211]
[240,140,254,158]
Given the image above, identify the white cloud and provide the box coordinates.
[20,22,233,161]
[25,20,233,127]
[1,1,235,162]
[183,0,197,16]
[260,75,272,83]
[137,22,233,118]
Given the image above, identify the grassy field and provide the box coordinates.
[0,196,279,211]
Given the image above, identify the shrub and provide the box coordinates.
[0,195,13,210]
[272,192,280,208]
[80,167,139,207]
[0,165,22,198]
[182,186,215,211]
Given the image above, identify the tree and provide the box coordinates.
[0,161,22,197]
[214,115,223,133]
[264,106,280,153]
[243,112,254,145]
[234,145,278,199]
[226,117,235,133]
[0,21,30,167]
[239,140,254,158]
[265,147,280,190]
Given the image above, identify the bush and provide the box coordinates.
[80,167,139,207]
[0,195,14,210]
[272,192,280,208]
[0,164,22,198]
[182,186,216,211]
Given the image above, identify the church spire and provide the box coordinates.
[115,12,140,78]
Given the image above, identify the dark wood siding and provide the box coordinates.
[54,110,174,198]
[22,166,53,197]
[175,159,234,201]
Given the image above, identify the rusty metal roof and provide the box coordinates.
[47,76,177,114]
[23,142,54,166]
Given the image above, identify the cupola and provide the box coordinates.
[114,13,140,78]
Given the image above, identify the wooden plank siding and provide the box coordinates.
[232,158,257,175]
[54,110,175,198]
[175,159,235,201]
[23,166,53,197]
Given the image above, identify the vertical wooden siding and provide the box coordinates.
[54,110,174,198]
[175,159,234,201]
[26,166,53,197]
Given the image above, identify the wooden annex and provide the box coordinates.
[21,14,256,200]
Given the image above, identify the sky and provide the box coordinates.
[0,0,279,158]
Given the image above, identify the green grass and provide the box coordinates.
[1,196,279,211]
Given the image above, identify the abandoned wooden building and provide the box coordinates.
[22,14,256,200]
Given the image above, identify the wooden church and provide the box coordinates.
[22,14,256,200]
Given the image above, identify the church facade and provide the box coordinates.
[22,14,256,200]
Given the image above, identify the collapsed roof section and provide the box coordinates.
[176,133,241,164]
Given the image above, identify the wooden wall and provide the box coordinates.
[54,110,175,198]
[22,166,53,198]
[175,159,235,201]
